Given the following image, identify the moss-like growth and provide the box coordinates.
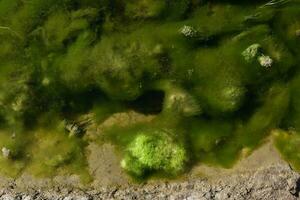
[0,0,299,181]
[121,131,188,177]
[192,46,246,115]
[242,44,262,62]
[25,128,90,182]
[156,81,201,117]
[274,130,300,171]
[273,4,300,57]
[0,128,32,177]
[124,0,190,20]
[91,32,161,100]
[124,0,166,19]
[283,74,300,131]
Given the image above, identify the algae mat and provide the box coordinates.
[0,130,299,199]
[0,0,300,185]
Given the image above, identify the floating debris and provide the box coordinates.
[64,118,91,137]
[260,0,291,8]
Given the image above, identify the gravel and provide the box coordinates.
[0,163,299,200]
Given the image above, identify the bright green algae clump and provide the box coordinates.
[121,131,187,177]
[0,0,300,180]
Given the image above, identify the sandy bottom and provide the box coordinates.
[0,111,298,199]
[84,111,288,187]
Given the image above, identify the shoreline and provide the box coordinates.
[0,140,299,199]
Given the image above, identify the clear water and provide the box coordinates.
[0,0,299,181]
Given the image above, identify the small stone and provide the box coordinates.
[63,196,73,200]
[1,194,14,200]
[258,55,273,68]
[296,29,300,37]
[215,191,229,200]
[23,196,32,200]
[2,147,11,159]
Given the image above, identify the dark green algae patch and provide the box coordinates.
[0,0,299,181]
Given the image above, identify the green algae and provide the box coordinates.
[0,0,299,181]
[274,130,300,171]
[121,132,187,177]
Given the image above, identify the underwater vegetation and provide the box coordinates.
[121,131,187,177]
[0,0,300,181]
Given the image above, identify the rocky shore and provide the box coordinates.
[0,163,299,200]
[0,141,299,200]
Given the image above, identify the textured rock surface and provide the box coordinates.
[0,164,299,200]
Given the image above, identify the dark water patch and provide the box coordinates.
[128,90,165,115]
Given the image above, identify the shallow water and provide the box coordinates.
[0,0,299,181]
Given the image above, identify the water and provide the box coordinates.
[0,0,299,181]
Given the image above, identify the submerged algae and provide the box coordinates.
[121,132,187,177]
[0,0,299,180]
